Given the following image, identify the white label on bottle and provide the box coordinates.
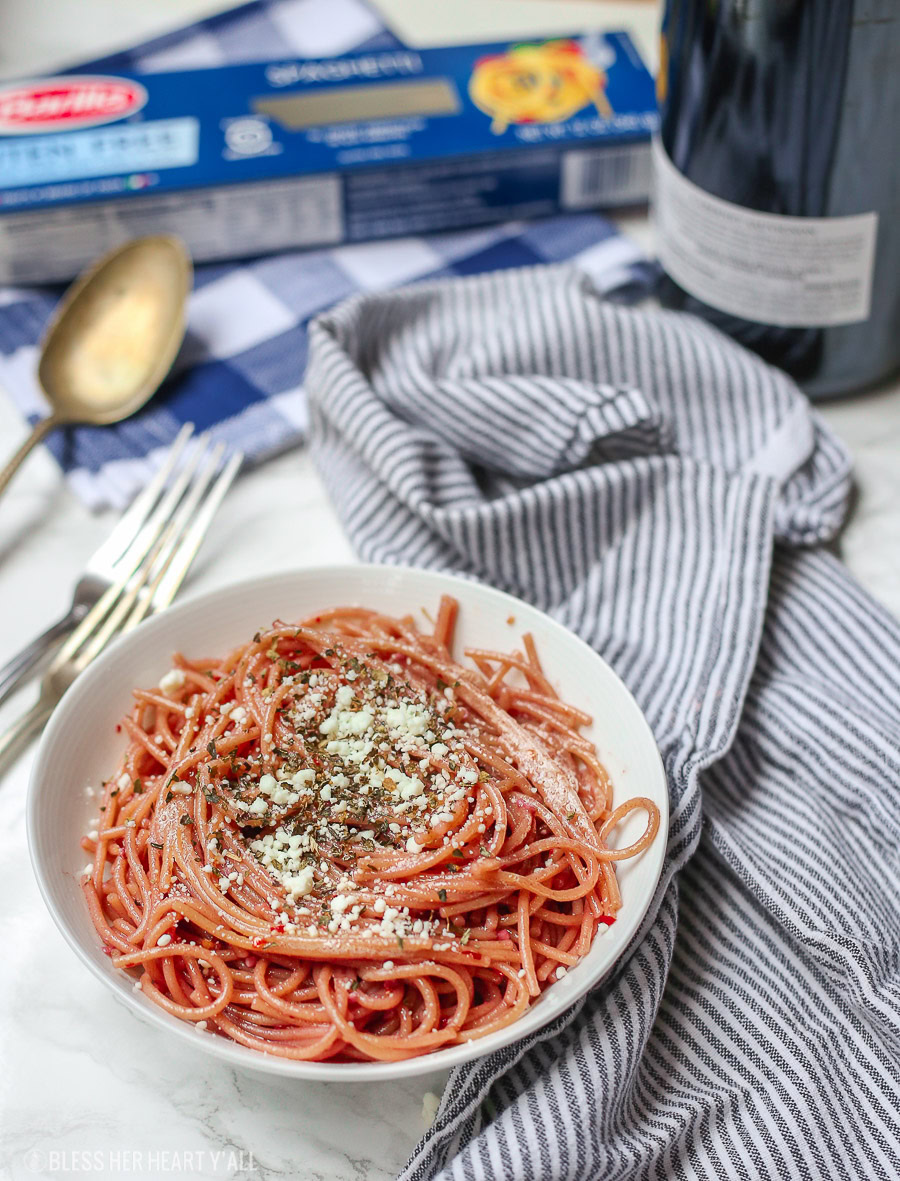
[652,138,878,328]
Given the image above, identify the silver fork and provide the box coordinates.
[0,423,195,709]
[0,433,242,770]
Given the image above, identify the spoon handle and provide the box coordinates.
[0,414,61,499]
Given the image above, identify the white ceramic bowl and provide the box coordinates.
[28,565,667,1081]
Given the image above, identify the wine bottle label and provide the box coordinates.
[652,139,878,328]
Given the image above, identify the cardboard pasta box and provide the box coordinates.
[0,32,657,282]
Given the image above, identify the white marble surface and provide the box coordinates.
[1,3,899,1180]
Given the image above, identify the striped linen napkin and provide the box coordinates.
[306,264,900,1181]
[0,0,655,510]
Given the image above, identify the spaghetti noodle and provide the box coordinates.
[81,598,659,1062]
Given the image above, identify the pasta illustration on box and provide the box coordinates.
[469,40,613,134]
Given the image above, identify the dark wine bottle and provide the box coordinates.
[654,0,900,398]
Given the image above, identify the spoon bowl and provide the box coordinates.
[0,235,192,496]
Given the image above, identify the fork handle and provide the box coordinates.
[0,693,54,773]
[0,604,85,710]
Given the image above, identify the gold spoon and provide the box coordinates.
[0,235,192,498]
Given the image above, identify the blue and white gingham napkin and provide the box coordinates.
[0,0,656,510]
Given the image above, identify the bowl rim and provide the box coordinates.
[27,563,668,1082]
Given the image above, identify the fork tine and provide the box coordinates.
[115,432,213,576]
[73,439,228,668]
[0,438,241,775]
[151,450,243,611]
[50,433,214,672]
[0,426,199,711]
[72,518,175,670]
[77,445,242,663]
[116,442,227,635]
[88,423,195,574]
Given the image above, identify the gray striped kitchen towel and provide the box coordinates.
[305,264,900,1180]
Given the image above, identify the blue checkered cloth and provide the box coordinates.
[0,0,656,509]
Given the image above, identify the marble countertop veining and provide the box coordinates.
[0,3,898,1180]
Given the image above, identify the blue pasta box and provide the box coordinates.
[0,32,658,282]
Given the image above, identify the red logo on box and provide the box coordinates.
[0,76,148,134]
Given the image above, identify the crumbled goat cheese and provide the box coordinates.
[159,668,186,694]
